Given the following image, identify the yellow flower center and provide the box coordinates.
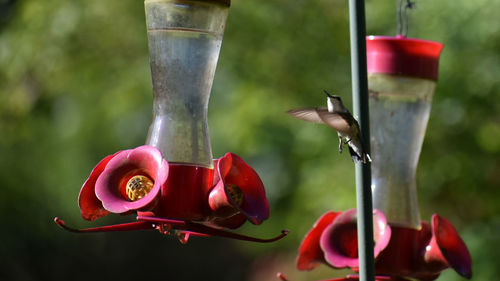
[126,175,154,201]
[226,184,243,206]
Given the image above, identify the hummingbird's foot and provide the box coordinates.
[338,136,343,153]
[344,138,352,144]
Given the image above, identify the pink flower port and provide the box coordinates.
[94,145,167,214]
[296,209,391,271]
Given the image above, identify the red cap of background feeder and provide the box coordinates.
[366,35,443,81]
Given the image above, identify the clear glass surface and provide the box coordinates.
[369,73,436,229]
[144,0,228,168]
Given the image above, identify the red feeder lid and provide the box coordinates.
[366,35,444,81]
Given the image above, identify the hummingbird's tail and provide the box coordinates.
[348,144,371,164]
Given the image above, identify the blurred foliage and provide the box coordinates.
[0,0,499,280]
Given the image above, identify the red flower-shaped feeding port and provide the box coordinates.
[297,209,391,271]
[208,153,270,228]
[295,209,471,281]
[55,145,288,244]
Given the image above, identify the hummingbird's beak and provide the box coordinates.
[323,90,334,98]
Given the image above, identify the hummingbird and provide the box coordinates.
[287,90,371,163]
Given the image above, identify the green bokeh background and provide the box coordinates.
[1,0,498,280]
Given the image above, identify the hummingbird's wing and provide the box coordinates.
[316,110,352,134]
[286,108,325,123]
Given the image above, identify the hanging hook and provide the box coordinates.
[397,0,416,37]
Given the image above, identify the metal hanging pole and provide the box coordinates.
[348,0,375,281]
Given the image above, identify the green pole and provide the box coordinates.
[348,0,375,281]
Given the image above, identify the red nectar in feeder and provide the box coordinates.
[154,164,214,220]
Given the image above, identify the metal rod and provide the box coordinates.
[397,0,403,35]
[397,0,416,37]
[348,1,375,281]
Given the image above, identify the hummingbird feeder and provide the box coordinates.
[295,1,471,280]
[55,0,288,244]
[365,34,472,280]
[366,35,443,229]
[365,0,471,279]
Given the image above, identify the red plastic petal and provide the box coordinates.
[212,158,221,185]
[78,153,116,221]
[297,211,341,271]
[95,145,167,213]
[432,214,472,279]
[212,153,270,225]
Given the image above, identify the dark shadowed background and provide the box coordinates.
[1,0,499,280]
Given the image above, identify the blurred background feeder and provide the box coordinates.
[144,0,230,220]
[366,35,443,229]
